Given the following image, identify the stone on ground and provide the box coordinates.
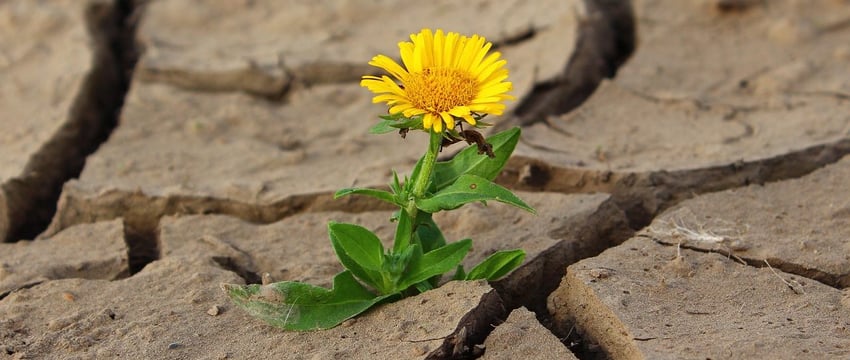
[481,307,576,360]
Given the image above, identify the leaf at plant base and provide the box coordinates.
[414,212,446,253]
[432,127,520,190]
[416,174,535,214]
[334,187,397,205]
[413,280,433,293]
[465,249,526,281]
[222,271,395,331]
[328,222,386,291]
[392,208,414,252]
[452,265,466,281]
[396,239,472,291]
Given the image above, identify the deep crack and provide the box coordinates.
[2,0,140,242]
[485,137,850,359]
[504,0,636,130]
[46,189,394,274]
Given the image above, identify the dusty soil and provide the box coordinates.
[2,0,849,359]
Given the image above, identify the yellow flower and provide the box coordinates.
[361,29,513,133]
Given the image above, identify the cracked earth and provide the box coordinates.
[2,0,850,359]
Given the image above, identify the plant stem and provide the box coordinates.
[407,130,442,215]
[395,130,440,256]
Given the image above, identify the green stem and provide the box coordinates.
[407,130,442,215]
[394,130,440,255]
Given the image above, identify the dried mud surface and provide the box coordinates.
[2,0,850,359]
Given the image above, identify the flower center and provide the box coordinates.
[406,67,478,113]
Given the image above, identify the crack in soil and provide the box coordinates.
[426,289,506,360]
[44,188,394,273]
[1,0,140,243]
[481,137,850,359]
[502,0,636,131]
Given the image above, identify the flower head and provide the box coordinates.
[361,29,513,133]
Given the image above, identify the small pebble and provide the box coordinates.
[207,305,221,316]
[589,268,613,279]
[61,292,75,302]
[167,342,182,350]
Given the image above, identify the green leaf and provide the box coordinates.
[452,265,466,281]
[384,241,415,279]
[334,187,398,205]
[392,208,413,252]
[413,280,433,293]
[328,222,386,291]
[396,239,472,291]
[371,114,424,134]
[416,174,535,214]
[222,271,395,331]
[432,127,520,190]
[369,119,398,134]
[406,153,430,195]
[390,170,402,195]
[414,212,446,253]
[390,116,424,130]
[466,249,526,281]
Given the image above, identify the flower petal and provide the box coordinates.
[440,111,455,130]
[423,112,436,130]
[432,114,443,132]
[362,29,512,133]
[369,55,408,81]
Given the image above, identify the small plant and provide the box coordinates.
[222,28,534,330]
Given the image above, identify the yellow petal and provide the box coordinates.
[448,106,471,117]
[432,115,443,132]
[462,114,476,126]
[467,40,493,72]
[420,29,435,68]
[477,59,507,83]
[403,108,427,117]
[440,112,455,130]
[389,103,414,114]
[444,32,459,68]
[433,29,444,67]
[399,42,415,71]
[423,112,435,129]
[369,55,408,80]
[473,52,502,77]
[478,82,512,99]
